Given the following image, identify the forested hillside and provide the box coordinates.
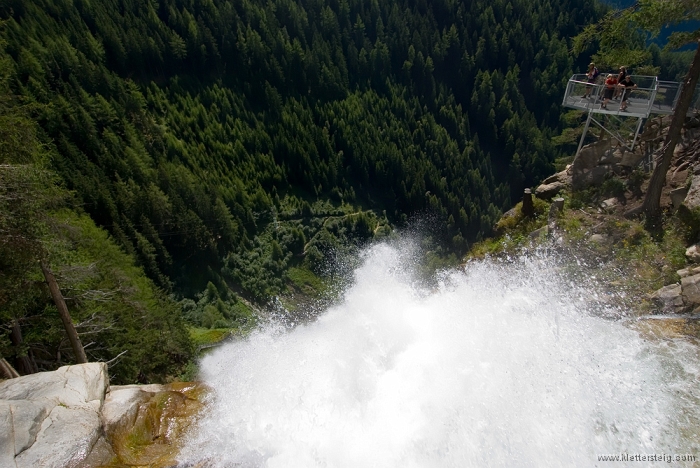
[1,0,603,293]
[0,0,607,380]
[0,42,193,383]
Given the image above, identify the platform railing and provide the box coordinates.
[654,80,700,115]
[632,75,659,116]
[690,85,700,114]
[655,80,682,114]
[566,73,700,163]
[563,74,605,110]
[565,74,700,116]
[563,74,660,115]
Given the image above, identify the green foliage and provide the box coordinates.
[626,169,648,196]
[573,0,700,71]
[600,176,626,198]
[188,328,231,348]
[0,0,599,307]
[557,215,586,242]
[470,197,550,257]
[610,217,687,289]
[0,51,193,382]
[677,204,700,244]
[552,110,587,156]
[477,190,690,313]
[568,187,599,210]
[49,210,194,383]
[181,282,254,329]
[655,46,694,81]
[421,250,460,276]
[287,267,326,297]
[2,205,194,383]
[494,198,549,234]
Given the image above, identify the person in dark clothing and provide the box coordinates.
[614,66,627,99]
[582,62,599,98]
[618,75,637,111]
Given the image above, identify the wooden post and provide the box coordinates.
[522,188,534,218]
[40,260,88,364]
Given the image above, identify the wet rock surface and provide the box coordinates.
[102,382,205,467]
[650,284,687,314]
[0,364,204,468]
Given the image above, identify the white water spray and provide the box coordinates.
[180,242,700,467]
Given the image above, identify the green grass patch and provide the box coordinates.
[287,266,326,296]
[468,199,551,259]
[188,327,232,348]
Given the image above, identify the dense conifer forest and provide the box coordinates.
[2,0,665,382]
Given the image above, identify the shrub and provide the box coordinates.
[600,176,626,198]
[677,205,700,244]
[626,169,647,196]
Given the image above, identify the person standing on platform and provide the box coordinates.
[614,66,627,99]
[582,62,599,99]
[619,74,637,111]
[601,74,618,109]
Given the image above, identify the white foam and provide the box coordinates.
[180,243,700,467]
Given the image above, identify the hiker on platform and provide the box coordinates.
[582,62,599,99]
[601,74,618,109]
[619,75,637,111]
[614,66,627,99]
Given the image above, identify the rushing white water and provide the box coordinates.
[180,242,700,467]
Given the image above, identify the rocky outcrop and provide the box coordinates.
[599,197,619,212]
[571,139,616,191]
[686,244,700,263]
[103,382,204,467]
[566,116,687,193]
[570,138,648,191]
[650,265,700,315]
[535,168,572,200]
[650,284,687,314]
[102,384,164,438]
[681,274,700,307]
[549,115,700,201]
[0,364,204,468]
[0,363,108,468]
[618,149,646,168]
[588,233,609,245]
[683,165,700,210]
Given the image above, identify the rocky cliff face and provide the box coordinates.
[530,118,700,319]
[0,363,203,467]
[0,363,109,468]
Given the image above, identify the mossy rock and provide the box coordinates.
[101,382,207,467]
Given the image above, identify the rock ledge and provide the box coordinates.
[0,363,203,468]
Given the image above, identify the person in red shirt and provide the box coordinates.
[601,74,618,109]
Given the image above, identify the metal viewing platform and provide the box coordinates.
[562,74,700,158]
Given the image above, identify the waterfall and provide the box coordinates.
[179,242,700,467]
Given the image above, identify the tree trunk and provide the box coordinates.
[0,357,20,379]
[40,260,88,364]
[641,41,700,223]
[10,320,38,374]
